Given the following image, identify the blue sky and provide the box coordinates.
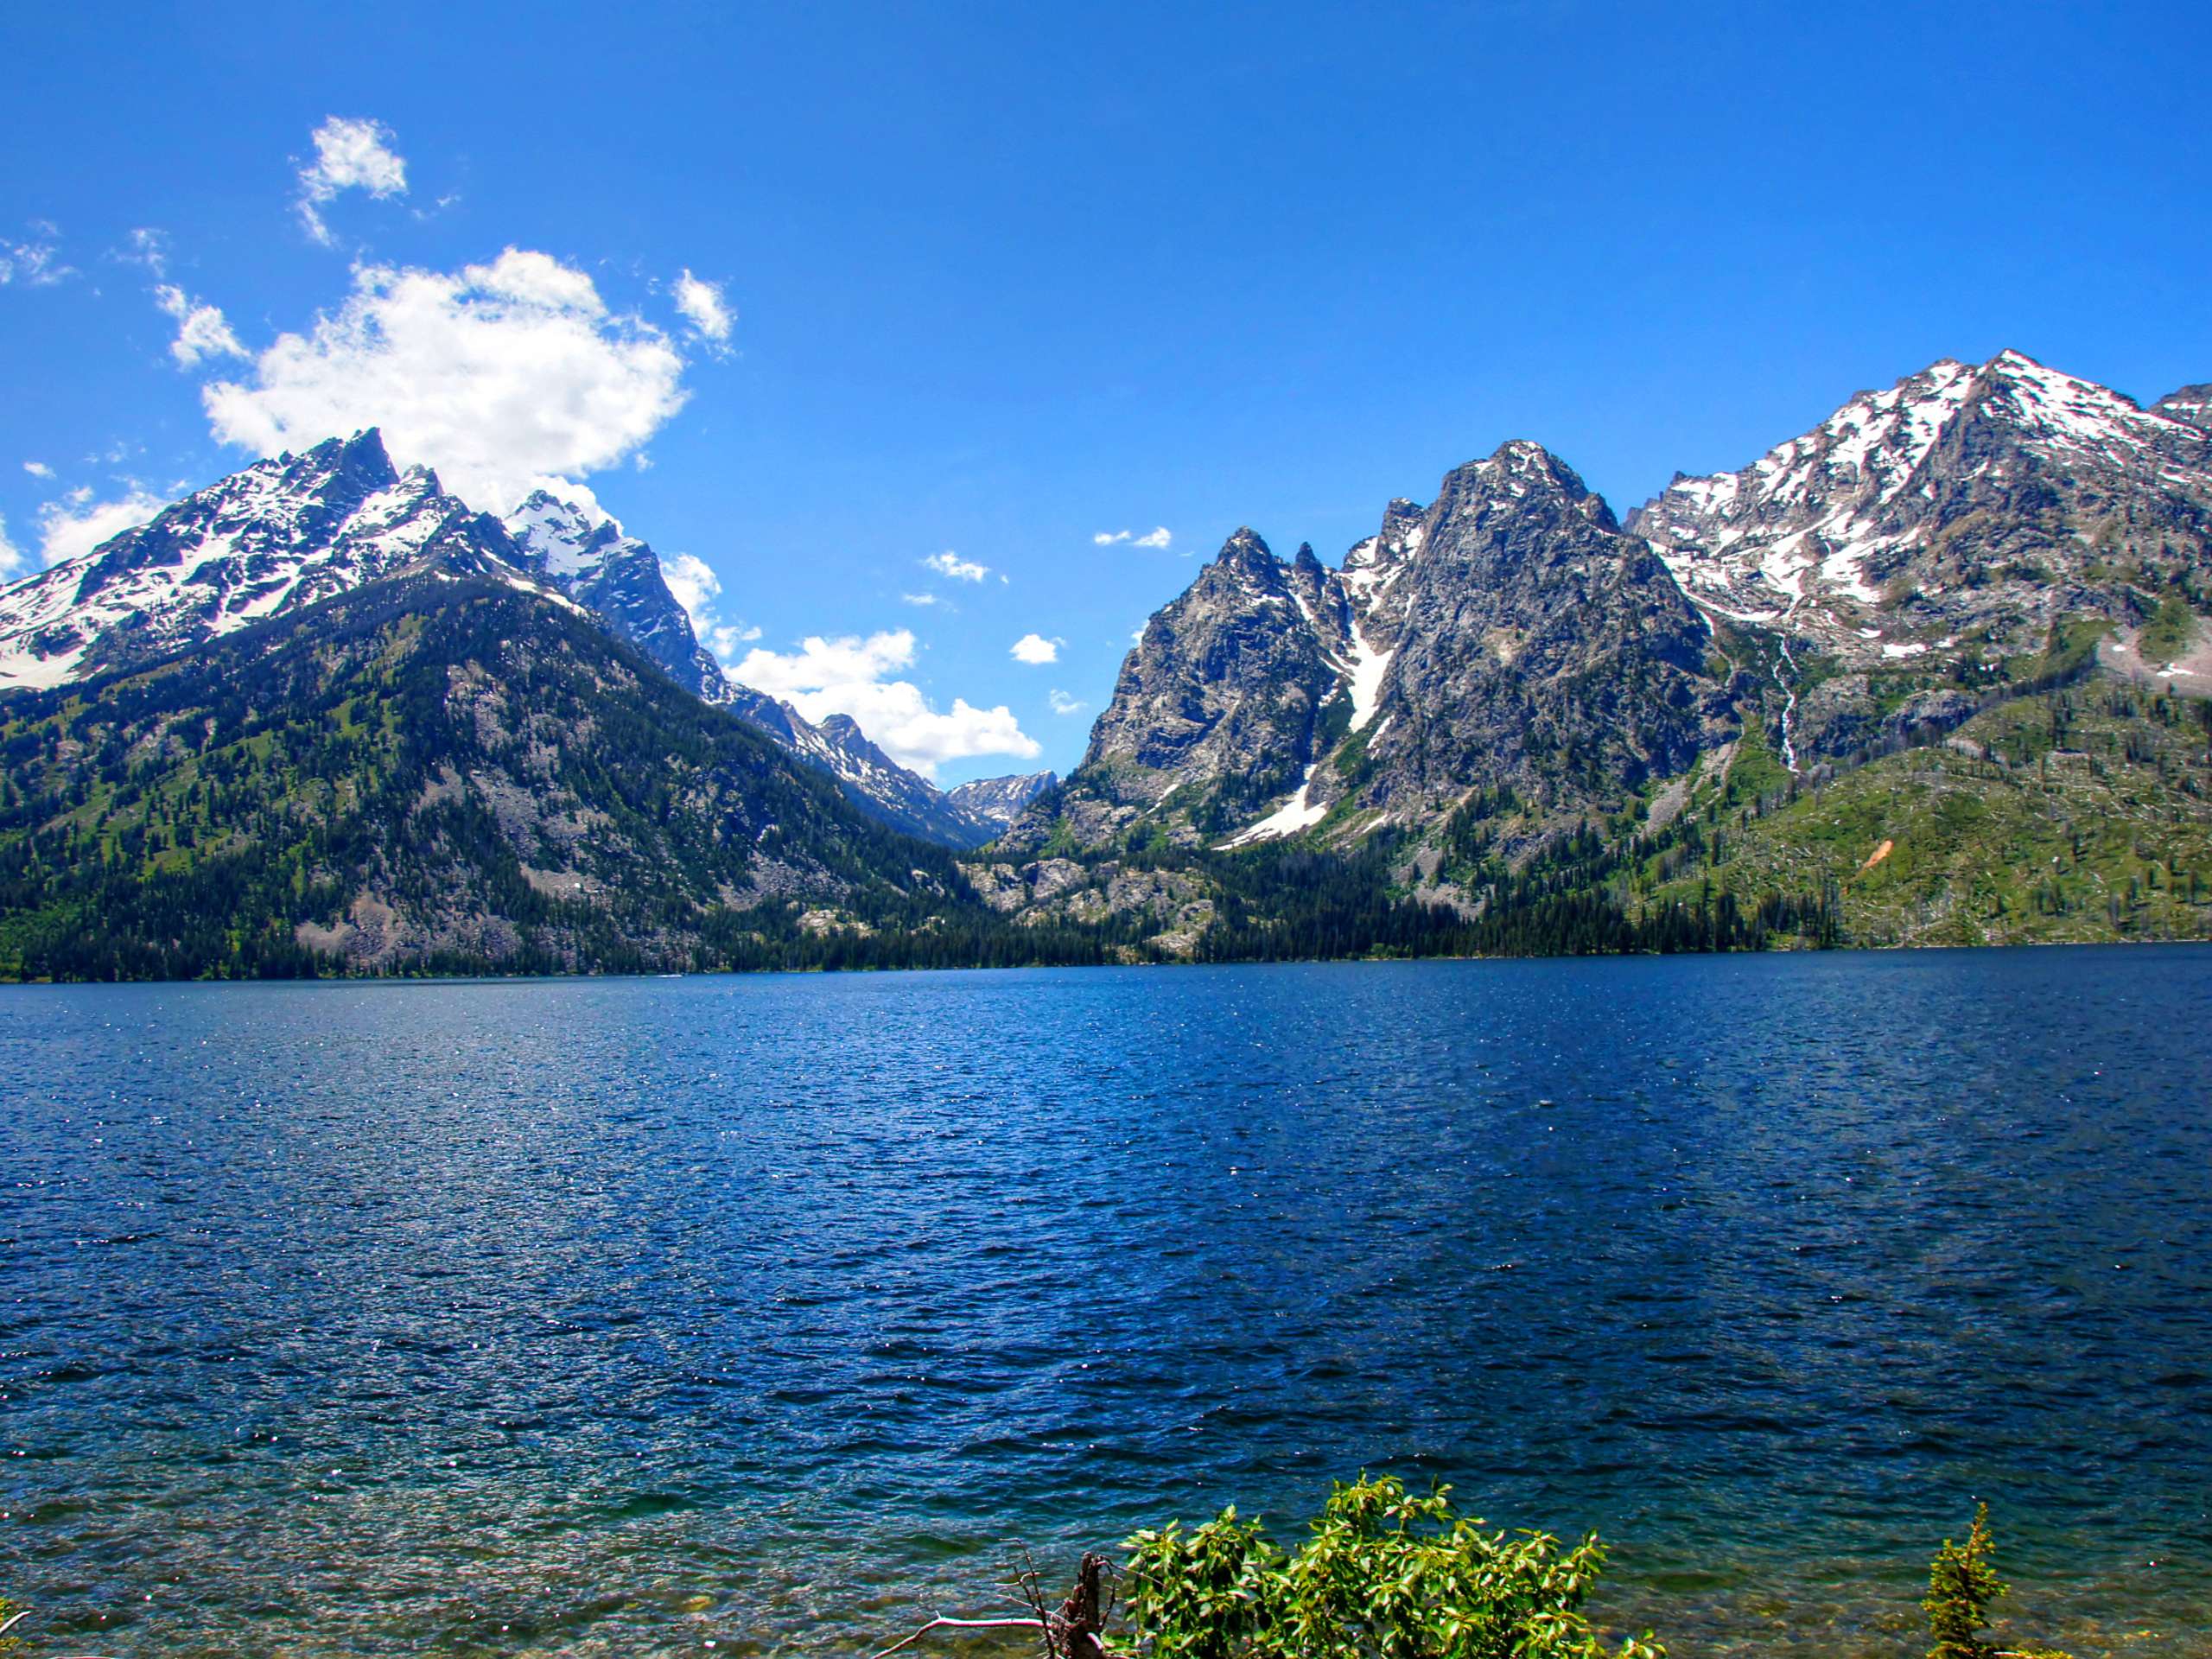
[2,1,2207,782]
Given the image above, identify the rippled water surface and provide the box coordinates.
[4,950,2211,1656]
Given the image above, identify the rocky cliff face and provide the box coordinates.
[1339,442,1724,819]
[1014,442,1732,854]
[1058,527,1349,846]
[503,490,732,703]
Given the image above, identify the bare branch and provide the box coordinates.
[872,1615,1045,1659]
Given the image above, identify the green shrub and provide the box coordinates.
[1123,1475,1662,1659]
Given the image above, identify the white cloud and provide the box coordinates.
[297,117,409,246]
[921,550,988,582]
[732,628,1039,778]
[0,514,22,581]
[38,486,166,568]
[155,284,248,366]
[660,551,760,667]
[1048,689,1087,716]
[899,591,941,607]
[674,270,733,346]
[22,461,52,479]
[202,248,687,514]
[1094,526,1173,548]
[1010,632,1062,664]
[0,223,72,288]
[121,227,168,276]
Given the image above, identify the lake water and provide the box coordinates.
[3,950,2209,1657]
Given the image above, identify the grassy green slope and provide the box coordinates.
[1649,683,2212,947]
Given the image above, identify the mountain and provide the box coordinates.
[0,567,1109,979]
[5,351,2207,976]
[0,431,1006,849]
[1630,350,2212,709]
[944,770,1058,829]
[979,353,2210,956]
[1007,441,1732,855]
[0,431,528,690]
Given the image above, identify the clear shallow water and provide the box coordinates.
[3,950,2209,1658]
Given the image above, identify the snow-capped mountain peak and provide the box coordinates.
[1629,348,2212,654]
[0,429,505,690]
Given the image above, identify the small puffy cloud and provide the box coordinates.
[732,627,1039,778]
[1094,526,1173,549]
[1,223,73,288]
[203,248,687,514]
[674,270,733,346]
[1048,689,1087,716]
[921,550,988,582]
[1010,632,1061,664]
[296,117,409,246]
[155,284,248,366]
[38,486,166,568]
[660,550,760,667]
[22,461,53,479]
[899,591,940,607]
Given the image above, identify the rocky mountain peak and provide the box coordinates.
[1433,441,1618,542]
[2154,385,2212,431]
[1213,525,1281,579]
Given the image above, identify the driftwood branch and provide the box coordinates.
[872,1615,1047,1657]
[876,1552,1120,1659]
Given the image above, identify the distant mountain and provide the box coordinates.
[0,431,1007,849]
[0,567,1106,979]
[503,488,731,703]
[945,770,1058,829]
[1630,348,2212,757]
[982,350,2210,955]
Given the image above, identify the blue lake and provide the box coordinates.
[3,950,2209,1656]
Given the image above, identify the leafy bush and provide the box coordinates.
[1122,1476,1662,1659]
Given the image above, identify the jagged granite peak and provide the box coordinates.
[944,770,1058,829]
[0,435,1001,849]
[1631,349,2212,667]
[0,428,543,690]
[500,488,731,705]
[1042,524,1351,847]
[1012,440,1731,854]
[1336,439,1725,820]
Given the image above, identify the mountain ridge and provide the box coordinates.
[0,430,1006,849]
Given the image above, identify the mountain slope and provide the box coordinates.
[0,431,524,689]
[0,571,1093,979]
[1631,350,2212,690]
[0,432,1007,849]
[503,488,732,703]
